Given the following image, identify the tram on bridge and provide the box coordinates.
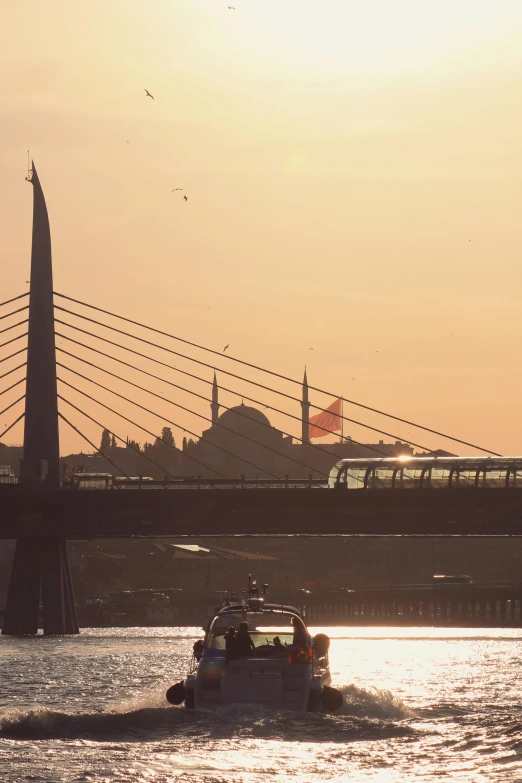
[329,456,522,490]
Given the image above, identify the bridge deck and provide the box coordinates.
[1,485,522,536]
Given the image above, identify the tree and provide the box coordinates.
[126,439,141,452]
[100,429,111,451]
[111,434,117,449]
[160,427,175,448]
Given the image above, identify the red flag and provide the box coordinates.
[308,398,342,439]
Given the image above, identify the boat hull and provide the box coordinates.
[184,659,332,712]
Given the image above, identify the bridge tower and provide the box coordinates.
[2,163,79,635]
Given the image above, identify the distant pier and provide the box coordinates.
[304,582,522,627]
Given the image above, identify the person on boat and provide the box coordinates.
[272,636,286,656]
[291,615,309,648]
[235,621,256,658]
[224,626,237,663]
[273,635,285,651]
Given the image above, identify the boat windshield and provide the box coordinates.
[211,611,301,633]
[208,629,298,655]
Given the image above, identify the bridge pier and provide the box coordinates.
[3,538,78,635]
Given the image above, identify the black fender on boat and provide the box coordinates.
[320,686,344,712]
[166,681,186,705]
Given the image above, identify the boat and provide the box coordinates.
[166,578,343,712]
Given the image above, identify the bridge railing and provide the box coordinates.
[64,475,329,490]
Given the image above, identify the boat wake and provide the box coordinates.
[0,685,415,743]
[339,683,415,720]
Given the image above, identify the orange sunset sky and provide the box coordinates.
[1,0,522,457]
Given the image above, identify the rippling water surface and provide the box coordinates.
[2,626,522,782]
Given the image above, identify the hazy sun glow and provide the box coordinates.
[196,0,522,75]
[2,1,522,455]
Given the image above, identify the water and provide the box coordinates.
[1,627,522,782]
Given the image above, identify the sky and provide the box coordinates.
[1,0,522,458]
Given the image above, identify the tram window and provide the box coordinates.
[480,469,508,488]
[397,467,423,489]
[370,468,394,489]
[453,469,478,488]
[430,467,451,488]
[343,468,367,489]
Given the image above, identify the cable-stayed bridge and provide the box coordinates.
[0,163,516,635]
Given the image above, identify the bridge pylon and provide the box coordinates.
[2,163,78,635]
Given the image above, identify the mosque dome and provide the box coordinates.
[218,404,271,433]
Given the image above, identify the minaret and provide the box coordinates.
[301,367,310,444]
[211,371,220,424]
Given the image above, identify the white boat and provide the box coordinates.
[166,580,343,712]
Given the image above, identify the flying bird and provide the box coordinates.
[144,89,154,99]
[228,5,235,9]
[223,343,230,353]
[183,195,188,201]
[171,188,183,192]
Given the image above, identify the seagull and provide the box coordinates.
[171,188,183,192]
[228,5,235,9]
[309,348,313,351]
[183,195,188,202]
[223,343,230,353]
[144,89,154,100]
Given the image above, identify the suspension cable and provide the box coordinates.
[0,348,27,365]
[58,395,176,479]
[0,292,29,308]
[58,412,130,478]
[0,319,29,336]
[0,363,27,382]
[0,412,24,441]
[55,324,430,454]
[0,395,26,419]
[57,351,340,473]
[56,342,389,457]
[53,293,499,454]
[58,375,283,480]
[57,384,228,479]
[56,337,390,457]
[0,306,29,322]
[57,360,328,478]
[0,333,28,351]
[0,378,26,397]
